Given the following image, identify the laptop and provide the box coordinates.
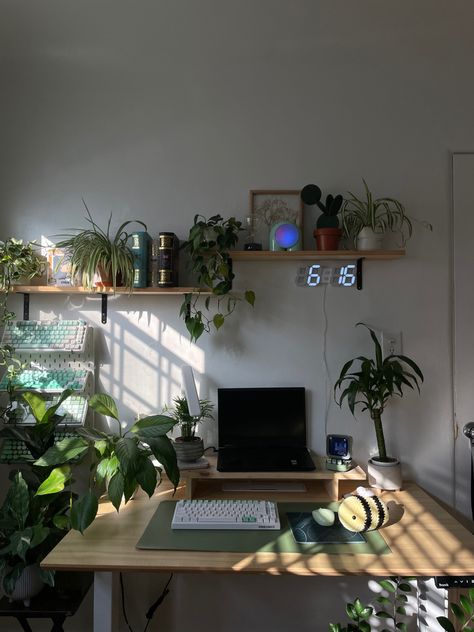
[217,387,315,472]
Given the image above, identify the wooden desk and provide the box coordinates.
[41,479,474,631]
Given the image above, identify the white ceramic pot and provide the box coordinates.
[367,457,402,491]
[9,564,45,607]
[356,227,384,251]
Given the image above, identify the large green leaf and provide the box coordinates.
[70,492,99,534]
[135,458,158,497]
[6,472,29,530]
[22,391,47,423]
[36,466,71,496]
[147,436,180,488]
[96,454,120,484]
[108,472,125,512]
[34,436,89,466]
[131,415,175,438]
[437,616,455,632]
[115,437,139,475]
[88,393,120,421]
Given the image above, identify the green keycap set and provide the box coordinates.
[1,319,88,352]
[0,319,92,463]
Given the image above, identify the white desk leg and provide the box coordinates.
[94,571,119,632]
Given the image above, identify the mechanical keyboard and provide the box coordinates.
[0,368,91,393]
[171,499,280,530]
[8,394,88,426]
[0,430,79,464]
[1,320,88,352]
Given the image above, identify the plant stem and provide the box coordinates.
[371,410,387,461]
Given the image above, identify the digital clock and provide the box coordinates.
[295,259,363,290]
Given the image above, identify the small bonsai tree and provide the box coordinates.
[334,323,423,462]
[301,184,343,229]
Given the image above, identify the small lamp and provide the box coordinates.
[269,222,302,251]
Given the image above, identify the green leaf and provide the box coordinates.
[39,569,55,587]
[108,472,124,512]
[115,437,139,475]
[450,603,465,621]
[22,391,47,422]
[94,439,109,456]
[213,313,225,330]
[147,436,180,488]
[346,603,357,620]
[436,616,455,632]
[135,458,158,497]
[354,598,365,615]
[53,514,70,530]
[376,596,391,605]
[131,415,175,438]
[70,492,99,534]
[398,583,412,592]
[359,622,371,632]
[469,588,474,602]
[6,472,29,529]
[244,290,255,306]
[460,594,474,616]
[396,623,408,631]
[395,606,407,615]
[376,611,392,619]
[88,393,120,421]
[379,579,397,592]
[36,466,71,495]
[34,436,89,466]
[96,454,120,484]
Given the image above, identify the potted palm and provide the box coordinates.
[341,179,431,250]
[180,214,255,341]
[334,323,424,490]
[301,184,343,250]
[55,201,147,291]
[167,395,214,463]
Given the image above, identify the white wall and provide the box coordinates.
[1,1,473,630]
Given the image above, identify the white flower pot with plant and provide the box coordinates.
[167,395,214,463]
[334,323,424,490]
[341,179,432,250]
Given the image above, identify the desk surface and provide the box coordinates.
[42,481,474,577]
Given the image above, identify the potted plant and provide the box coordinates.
[301,184,343,250]
[166,395,214,463]
[72,393,180,520]
[341,179,432,250]
[55,201,147,291]
[334,323,424,490]
[180,214,255,342]
[0,389,89,603]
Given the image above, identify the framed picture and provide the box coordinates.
[249,189,303,249]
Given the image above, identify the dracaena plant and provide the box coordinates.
[180,214,255,342]
[54,200,147,291]
[71,393,180,530]
[334,323,423,462]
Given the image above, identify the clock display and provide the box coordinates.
[296,263,358,288]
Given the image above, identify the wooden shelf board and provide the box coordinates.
[11,286,210,296]
[230,249,405,261]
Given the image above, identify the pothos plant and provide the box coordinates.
[180,214,255,342]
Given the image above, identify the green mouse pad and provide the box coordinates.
[136,501,391,555]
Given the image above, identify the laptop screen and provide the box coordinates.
[218,387,306,448]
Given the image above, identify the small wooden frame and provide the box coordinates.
[249,189,303,249]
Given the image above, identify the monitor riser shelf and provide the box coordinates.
[181,455,366,502]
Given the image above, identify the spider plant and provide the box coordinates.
[341,179,431,247]
[55,201,147,291]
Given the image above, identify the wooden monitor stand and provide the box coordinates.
[180,454,367,501]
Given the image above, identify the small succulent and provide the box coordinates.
[301,184,343,229]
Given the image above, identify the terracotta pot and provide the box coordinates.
[93,264,113,288]
[173,437,204,463]
[313,228,342,251]
[367,457,402,491]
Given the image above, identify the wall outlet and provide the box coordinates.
[381,330,402,358]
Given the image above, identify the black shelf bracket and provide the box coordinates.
[101,294,108,324]
[356,258,364,290]
[23,293,30,320]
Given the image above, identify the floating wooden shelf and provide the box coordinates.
[230,249,405,261]
[11,286,208,295]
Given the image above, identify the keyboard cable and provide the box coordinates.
[120,571,174,632]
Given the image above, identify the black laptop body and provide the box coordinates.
[217,387,315,472]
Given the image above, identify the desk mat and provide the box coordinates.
[136,501,391,556]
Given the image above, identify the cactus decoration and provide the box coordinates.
[301,184,343,228]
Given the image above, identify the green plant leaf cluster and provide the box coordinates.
[301,184,343,229]
[437,587,474,632]
[341,179,432,247]
[165,395,214,441]
[180,214,256,341]
[329,597,373,632]
[334,323,423,461]
[68,393,180,526]
[54,200,147,291]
